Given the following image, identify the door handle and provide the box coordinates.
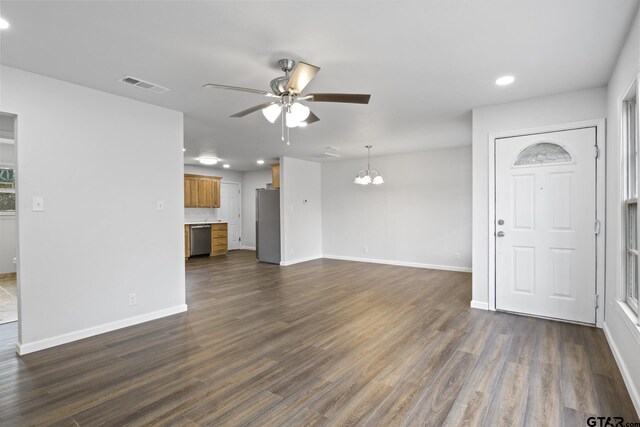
[496,231,505,237]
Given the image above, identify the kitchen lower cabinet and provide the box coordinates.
[211,223,228,256]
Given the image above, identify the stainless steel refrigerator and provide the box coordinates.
[256,189,281,264]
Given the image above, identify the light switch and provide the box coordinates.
[156,200,165,211]
[32,196,44,212]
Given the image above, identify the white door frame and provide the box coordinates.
[488,119,606,327]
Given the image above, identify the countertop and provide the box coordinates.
[185,221,228,225]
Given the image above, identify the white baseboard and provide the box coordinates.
[16,304,188,355]
[322,254,472,273]
[240,246,256,251]
[470,300,489,310]
[280,255,323,266]
[604,321,640,417]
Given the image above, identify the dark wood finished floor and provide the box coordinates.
[0,250,636,426]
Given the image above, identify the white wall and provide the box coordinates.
[241,169,272,249]
[471,87,607,307]
[281,157,322,264]
[603,9,640,415]
[183,164,243,223]
[0,66,186,353]
[322,147,472,271]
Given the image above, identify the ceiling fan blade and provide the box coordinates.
[203,83,279,98]
[286,62,320,94]
[302,111,320,125]
[230,101,278,118]
[307,93,371,104]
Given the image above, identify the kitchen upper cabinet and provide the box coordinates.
[212,177,221,208]
[197,177,214,207]
[184,174,221,208]
[184,176,198,208]
[271,163,280,189]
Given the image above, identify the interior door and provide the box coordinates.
[220,182,241,250]
[495,127,597,324]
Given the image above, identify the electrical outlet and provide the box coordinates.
[454,251,461,260]
[128,293,137,306]
[363,246,368,254]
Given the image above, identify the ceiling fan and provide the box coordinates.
[203,58,371,144]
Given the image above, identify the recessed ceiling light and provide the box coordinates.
[0,17,10,30]
[257,159,265,165]
[223,164,230,169]
[198,157,218,165]
[495,75,515,86]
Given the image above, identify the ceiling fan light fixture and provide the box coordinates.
[262,103,282,123]
[285,102,310,128]
[285,112,299,128]
[290,102,310,122]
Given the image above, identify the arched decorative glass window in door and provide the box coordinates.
[514,142,572,166]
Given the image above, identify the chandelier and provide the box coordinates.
[354,145,384,185]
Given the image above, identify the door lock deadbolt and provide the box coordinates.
[497,219,504,225]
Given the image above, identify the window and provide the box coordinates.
[624,82,639,314]
[0,166,15,214]
[514,142,572,166]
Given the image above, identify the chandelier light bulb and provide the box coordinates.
[373,175,384,185]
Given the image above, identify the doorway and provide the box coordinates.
[220,182,241,250]
[0,113,17,325]
[494,127,598,324]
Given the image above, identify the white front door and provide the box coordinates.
[495,127,597,324]
[220,182,241,250]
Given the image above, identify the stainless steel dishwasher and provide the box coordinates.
[189,224,211,257]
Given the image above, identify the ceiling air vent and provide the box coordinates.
[306,146,341,159]
[118,75,170,94]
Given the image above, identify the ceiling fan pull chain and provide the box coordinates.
[286,126,290,146]
[281,108,285,142]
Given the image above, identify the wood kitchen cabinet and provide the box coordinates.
[211,223,228,256]
[184,176,198,207]
[271,163,280,189]
[184,174,221,208]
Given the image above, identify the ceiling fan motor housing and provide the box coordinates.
[270,58,296,95]
[270,76,289,96]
